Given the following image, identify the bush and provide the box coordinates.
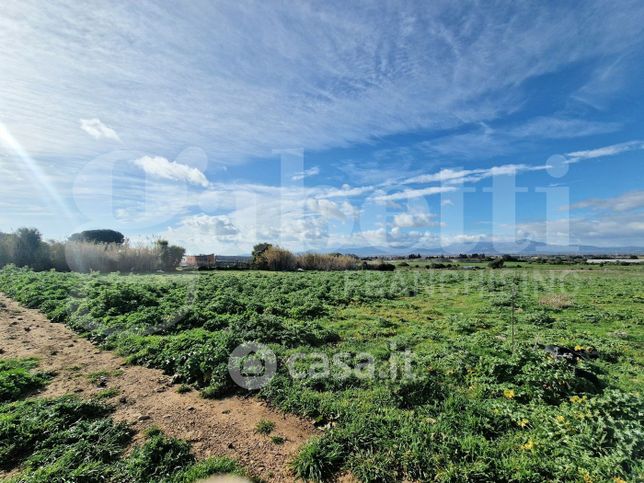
[297,253,358,271]
[488,258,505,269]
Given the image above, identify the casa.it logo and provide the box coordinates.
[228,342,277,390]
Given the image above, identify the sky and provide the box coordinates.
[1,0,644,254]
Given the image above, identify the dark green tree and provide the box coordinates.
[69,229,125,244]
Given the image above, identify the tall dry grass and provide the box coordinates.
[63,241,165,273]
[296,253,358,271]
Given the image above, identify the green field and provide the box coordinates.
[0,265,642,482]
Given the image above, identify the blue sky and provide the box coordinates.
[1,1,643,253]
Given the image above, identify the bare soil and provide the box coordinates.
[0,294,316,482]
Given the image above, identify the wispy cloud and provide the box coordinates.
[567,191,644,212]
[565,140,644,163]
[291,166,320,181]
[133,156,209,187]
[372,186,456,202]
[403,164,547,186]
[2,1,643,159]
[79,118,120,141]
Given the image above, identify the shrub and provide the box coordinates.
[297,253,358,271]
[488,258,505,269]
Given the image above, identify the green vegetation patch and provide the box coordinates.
[0,358,50,402]
[0,265,642,481]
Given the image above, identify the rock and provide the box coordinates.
[97,376,108,388]
[119,396,128,404]
[23,326,31,332]
[0,348,4,355]
[137,415,151,422]
[154,386,166,393]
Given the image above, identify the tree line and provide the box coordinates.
[250,243,395,271]
[0,228,185,273]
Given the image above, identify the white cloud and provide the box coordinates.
[79,118,120,141]
[163,214,241,253]
[3,2,644,160]
[517,212,644,247]
[403,164,547,186]
[567,191,644,212]
[291,166,320,181]
[565,140,644,163]
[133,155,209,187]
[372,186,456,202]
[508,117,620,139]
[393,212,437,228]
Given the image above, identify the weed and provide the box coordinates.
[0,358,50,402]
[255,419,275,435]
[271,435,285,445]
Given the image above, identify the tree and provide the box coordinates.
[0,232,9,267]
[252,243,273,269]
[69,229,125,244]
[155,240,185,271]
[3,228,51,270]
[488,258,505,269]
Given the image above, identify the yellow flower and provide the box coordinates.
[517,418,529,428]
[520,439,535,451]
[582,471,593,483]
[569,395,584,404]
[556,415,565,423]
[574,344,584,351]
[503,388,516,399]
[613,477,626,483]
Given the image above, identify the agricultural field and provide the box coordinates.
[0,264,642,482]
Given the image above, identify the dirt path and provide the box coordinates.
[0,294,316,482]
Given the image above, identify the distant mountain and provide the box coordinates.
[335,239,644,257]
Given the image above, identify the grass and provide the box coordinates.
[255,419,275,435]
[0,264,642,481]
[177,384,192,394]
[0,358,50,402]
[0,357,249,482]
[271,435,285,445]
